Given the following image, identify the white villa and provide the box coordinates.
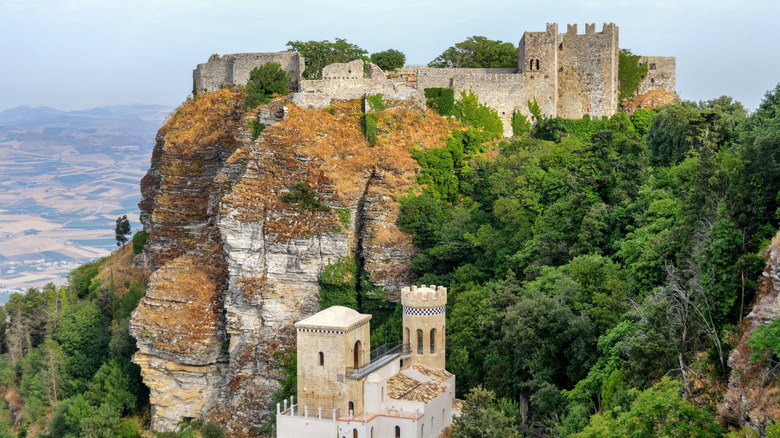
[276,285,459,438]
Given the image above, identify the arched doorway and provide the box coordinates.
[353,429,358,438]
[395,425,401,438]
[353,340,362,368]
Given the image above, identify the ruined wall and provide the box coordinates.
[293,60,421,109]
[556,23,619,119]
[637,56,676,94]
[451,73,554,137]
[194,52,304,92]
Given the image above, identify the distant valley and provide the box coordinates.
[0,104,172,294]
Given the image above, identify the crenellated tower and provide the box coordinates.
[401,285,447,370]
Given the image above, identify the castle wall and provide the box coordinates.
[637,56,676,94]
[451,74,554,137]
[556,23,619,118]
[194,52,304,92]
[293,60,422,109]
[415,67,517,89]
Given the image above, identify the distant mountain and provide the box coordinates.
[0,104,173,289]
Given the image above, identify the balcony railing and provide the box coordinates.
[345,342,410,380]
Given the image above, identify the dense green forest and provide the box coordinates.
[396,85,780,436]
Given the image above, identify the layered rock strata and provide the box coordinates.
[131,92,453,434]
[719,237,780,431]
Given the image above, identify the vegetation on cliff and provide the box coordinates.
[0,245,151,437]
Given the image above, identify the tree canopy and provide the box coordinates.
[429,36,517,68]
[286,38,367,79]
[370,49,406,71]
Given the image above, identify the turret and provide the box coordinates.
[401,285,447,369]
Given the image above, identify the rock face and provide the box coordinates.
[719,236,780,432]
[130,91,453,434]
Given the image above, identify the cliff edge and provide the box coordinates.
[129,90,453,433]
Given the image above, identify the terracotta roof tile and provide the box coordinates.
[387,373,448,403]
[412,364,453,383]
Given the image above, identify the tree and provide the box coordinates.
[452,385,520,438]
[243,62,291,109]
[286,38,367,79]
[574,377,725,438]
[115,215,130,247]
[429,36,517,68]
[370,49,406,71]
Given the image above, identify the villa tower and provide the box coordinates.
[402,285,447,370]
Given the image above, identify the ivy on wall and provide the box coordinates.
[618,49,649,101]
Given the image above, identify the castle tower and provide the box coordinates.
[401,285,447,370]
[295,306,371,415]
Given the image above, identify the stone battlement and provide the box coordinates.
[401,285,448,309]
[193,23,675,137]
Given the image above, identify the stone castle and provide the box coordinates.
[277,285,456,438]
[194,23,675,136]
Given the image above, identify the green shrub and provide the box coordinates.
[200,422,226,438]
[370,49,406,71]
[424,88,455,117]
[364,112,378,145]
[534,115,609,142]
[366,94,387,111]
[131,231,148,255]
[248,120,266,140]
[630,108,657,136]
[319,257,358,309]
[455,90,503,139]
[747,316,780,364]
[243,62,290,109]
[282,183,331,212]
[511,111,531,136]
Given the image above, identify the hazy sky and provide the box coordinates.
[0,0,778,111]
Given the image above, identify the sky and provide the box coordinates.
[0,0,778,112]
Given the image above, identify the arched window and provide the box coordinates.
[349,401,354,415]
[395,425,401,438]
[430,328,436,353]
[318,351,324,366]
[535,59,540,71]
[354,340,362,368]
[381,386,385,401]
[405,327,410,345]
[371,427,374,438]
[530,59,534,71]
[417,329,423,354]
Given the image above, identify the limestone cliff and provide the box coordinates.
[718,234,780,432]
[130,90,453,434]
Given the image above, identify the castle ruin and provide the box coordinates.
[193,23,675,136]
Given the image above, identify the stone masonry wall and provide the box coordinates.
[194,52,304,92]
[293,60,421,109]
[637,56,676,94]
[415,67,517,89]
[556,23,619,119]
